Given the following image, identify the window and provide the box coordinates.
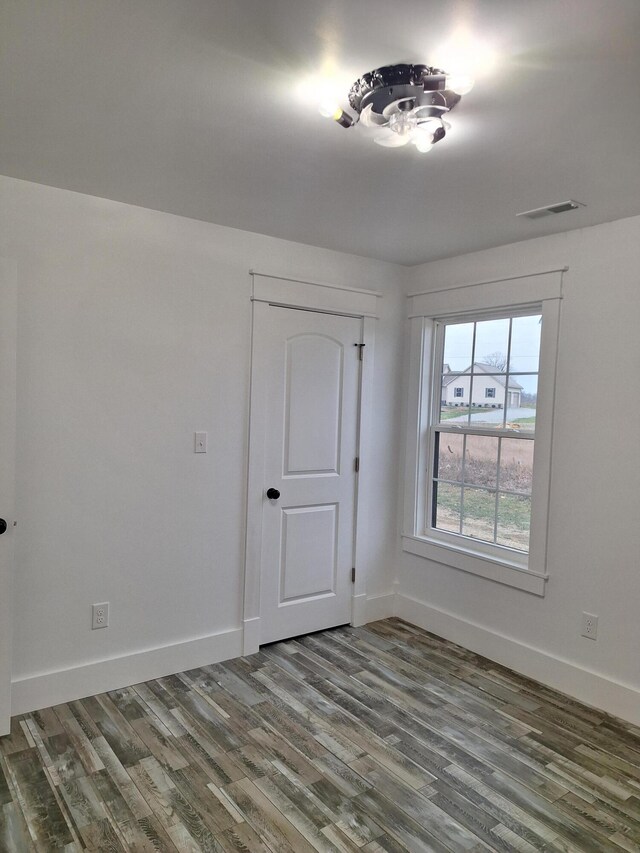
[402,269,562,596]
[454,387,464,397]
[430,312,540,555]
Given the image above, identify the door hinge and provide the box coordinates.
[354,343,366,361]
[354,456,360,473]
[351,567,356,583]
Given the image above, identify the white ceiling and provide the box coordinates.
[2,0,640,265]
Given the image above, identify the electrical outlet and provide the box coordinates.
[581,611,598,640]
[92,602,109,630]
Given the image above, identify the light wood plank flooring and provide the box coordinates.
[2,618,640,852]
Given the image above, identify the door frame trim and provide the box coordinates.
[243,273,380,654]
[0,258,17,736]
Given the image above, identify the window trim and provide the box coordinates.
[402,271,564,596]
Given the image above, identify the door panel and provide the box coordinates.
[284,335,343,475]
[280,504,337,602]
[0,259,17,736]
[256,304,361,645]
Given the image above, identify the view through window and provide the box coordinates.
[430,311,541,553]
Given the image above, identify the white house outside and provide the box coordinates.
[441,363,522,408]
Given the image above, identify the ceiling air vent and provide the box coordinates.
[517,200,585,220]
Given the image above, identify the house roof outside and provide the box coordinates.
[442,363,523,391]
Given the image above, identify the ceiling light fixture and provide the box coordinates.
[323,63,473,152]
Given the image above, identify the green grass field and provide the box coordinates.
[436,483,530,550]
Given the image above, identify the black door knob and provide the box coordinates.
[0,519,7,535]
[266,488,280,500]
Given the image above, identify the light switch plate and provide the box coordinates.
[194,432,207,453]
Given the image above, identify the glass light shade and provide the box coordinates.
[445,75,475,95]
[413,134,434,153]
[374,132,411,147]
[319,100,340,118]
[388,111,417,137]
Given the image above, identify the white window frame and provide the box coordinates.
[402,269,564,596]
[485,387,496,398]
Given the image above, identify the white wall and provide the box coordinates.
[399,215,640,723]
[5,172,640,724]
[0,176,404,710]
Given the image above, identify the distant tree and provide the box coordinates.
[482,351,508,372]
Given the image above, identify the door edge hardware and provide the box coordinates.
[351,567,356,583]
[354,343,366,360]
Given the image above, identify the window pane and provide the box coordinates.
[500,438,534,494]
[464,435,498,488]
[505,373,537,432]
[509,314,542,373]
[466,378,507,429]
[474,318,510,373]
[436,432,463,482]
[440,373,471,423]
[443,322,474,372]
[430,311,541,558]
[497,494,531,551]
[434,482,461,533]
[461,487,496,543]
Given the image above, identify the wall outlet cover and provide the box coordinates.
[581,611,598,640]
[92,602,109,630]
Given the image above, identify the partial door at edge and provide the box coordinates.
[254,302,361,645]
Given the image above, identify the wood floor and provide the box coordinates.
[1,619,640,852]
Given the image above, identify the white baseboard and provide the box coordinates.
[16,593,635,727]
[11,627,243,716]
[396,593,640,727]
[364,592,397,623]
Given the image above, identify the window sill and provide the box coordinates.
[401,534,548,596]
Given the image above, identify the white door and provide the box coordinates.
[0,259,17,736]
[255,303,361,645]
